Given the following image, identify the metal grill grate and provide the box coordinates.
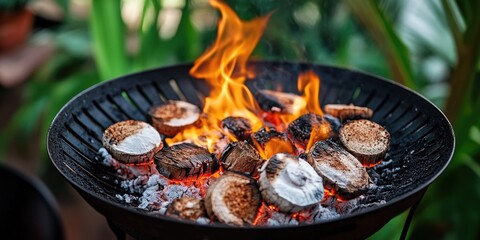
[47,61,454,240]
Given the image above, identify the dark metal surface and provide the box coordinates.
[47,61,454,240]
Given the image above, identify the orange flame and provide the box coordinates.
[167,0,326,158]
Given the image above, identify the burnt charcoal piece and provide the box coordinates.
[324,114,341,134]
[258,153,324,213]
[339,119,390,166]
[287,113,332,150]
[204,172,261,226]
[324,104,373,121]
[149,100,201,137]
[220,141,264,176]
[251,128,295,158]
[220,117,252,141]
[154,143,218,180]
[307,140,370,199]
[255,89,301,114]
[102,120,163,164]
[166,197,207,221]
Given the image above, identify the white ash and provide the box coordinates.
[196,217,211,225]
[266,212,299,226]
[116,193,138,204]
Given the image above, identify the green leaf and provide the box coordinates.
[345,0,416,89]
[90,0,129,80]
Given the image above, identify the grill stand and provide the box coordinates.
[400,189,426,240]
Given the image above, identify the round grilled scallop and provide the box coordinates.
[149,100,201,137]
[258,153,324,213]
[102,120,163,164]
[204,172,261,226]
[339,119,390,166]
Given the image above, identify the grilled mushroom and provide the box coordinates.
[287,113,332,150]
[154,143,218,180]
[220,116,252,141]
[258,153,324,213]
[102,120,162,164]
[166,197,207,221]
[255,89,301,114]
[220,141,264,176]
[204,172,261,226]
[339,119,390,166]
[307,140,370,199]
[324,104,373,121]
[149,100,201,137]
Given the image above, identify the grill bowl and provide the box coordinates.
[47,61,454,239]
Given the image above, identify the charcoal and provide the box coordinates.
[220,141,263,176]
[220,116,252,141]
[166,197,207,221]
[287,113,332,150]
[251,128,296,159]
[254,90,300,114]
[154,143,218,180]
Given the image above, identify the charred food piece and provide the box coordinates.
[102,120,162,164]
[204,172,261,226]
[287,113,332,150]
[166,197,207,221]
[255,89,301,114]
[154,143,218,180]
[339,119,390,166]
[149,100,201,137]
[220,116,252,141]
[220,141,264,176]
[324,104,373,121]
[258,153,324,213]
[251,128,295,159]
[307,140,370,199]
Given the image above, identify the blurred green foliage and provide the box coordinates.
[0,0,479,238]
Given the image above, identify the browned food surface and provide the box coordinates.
[166,197,207,221]
[220,141,264,176]
[324,104,373,121]
[149,100,197,122]
[205,172,261,226]
[339,119,390,165]
[103,120,145,145]
[154,143,218,180]
[307,140,370,199]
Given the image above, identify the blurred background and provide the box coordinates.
[0,0,479,239]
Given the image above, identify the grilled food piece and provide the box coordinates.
[166,197,207,221]
[258,153,324,213]
[339,119,390,166]
[307,140,370,199]
[149,100,201,137]
[220,141,264,176]
[102,120,162,164]
[287,113,332,151]
[204,172,261,226]
[251,128,296,159]
[154,143,218,180]
[324,104,373,121]
[255,89,302,114]
[220,116,252,141]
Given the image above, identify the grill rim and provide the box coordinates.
[47,60,455,231]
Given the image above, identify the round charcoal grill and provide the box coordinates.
[47,61,454,240]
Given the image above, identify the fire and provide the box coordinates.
[167,0,325,158]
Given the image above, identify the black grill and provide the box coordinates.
[47,61,454,240]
